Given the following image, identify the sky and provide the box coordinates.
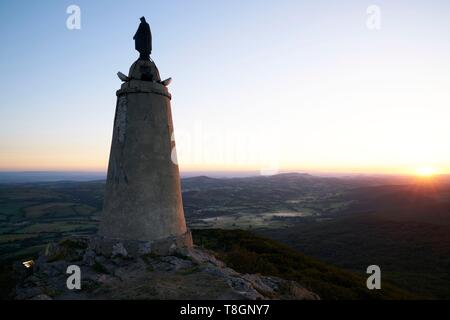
[1,0,450,175]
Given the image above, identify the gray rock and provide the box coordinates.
[13,238,320,300]
[112,242,128,258]
[38,261,68,278]
[184,248,225,268]
[138,242,152,255]
[82,249,97,266]
[15,287,43,300]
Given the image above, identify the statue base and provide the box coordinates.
[128,59,161,82]
[90,230,193,257]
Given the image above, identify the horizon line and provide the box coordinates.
[0,169,449,178]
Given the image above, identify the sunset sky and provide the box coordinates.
[1,0,450,175]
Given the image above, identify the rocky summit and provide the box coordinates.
[13,237,319,300]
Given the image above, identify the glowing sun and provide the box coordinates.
[415,167,437,177]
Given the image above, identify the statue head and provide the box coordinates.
[140,16,146,23]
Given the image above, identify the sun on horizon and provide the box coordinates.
[415,166,438,177]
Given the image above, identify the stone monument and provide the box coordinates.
[98,17,192,255]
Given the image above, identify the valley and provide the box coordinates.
[1,173,450,298]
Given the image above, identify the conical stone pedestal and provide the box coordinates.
[98,61,192,255]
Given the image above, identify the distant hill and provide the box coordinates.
[0,171,106,184]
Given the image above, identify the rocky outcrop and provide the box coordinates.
[14,237,319,300]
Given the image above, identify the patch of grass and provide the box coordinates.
[141,252,159,265]
[146,265,154,272]
[43,286,64,298]
[82,279,101,293]
[47,251,66,262]
[19,222,95,234]
[177,266,200,275]
[59,238,88,250]
[92,261,109,274]
[0,233,38,243]
[0,201,35,216]
[172,251,191,261]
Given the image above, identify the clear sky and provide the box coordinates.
[1,0,450,175]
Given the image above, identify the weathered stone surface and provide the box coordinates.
[14,237,319,300]
[181,247,226,268]
[89,231,192,257]
[82,249,96,266]
[99,77,191,251]
[111,243,128,258]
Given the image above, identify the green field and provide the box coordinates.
[190,211,317,229]
[0,181,103,263]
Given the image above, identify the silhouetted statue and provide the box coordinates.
[134,17,152,60]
